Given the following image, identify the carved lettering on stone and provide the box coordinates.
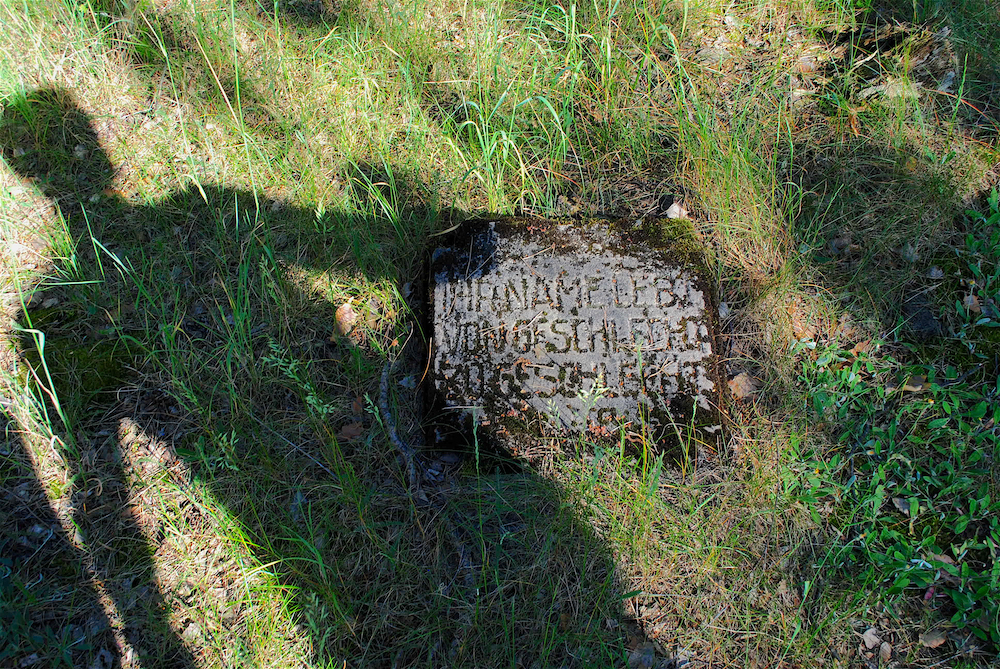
[431,219,720,444]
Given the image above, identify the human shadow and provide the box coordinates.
[1,412,120,668]
[1,86,641,668]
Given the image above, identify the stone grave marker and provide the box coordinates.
[430,218,720,453]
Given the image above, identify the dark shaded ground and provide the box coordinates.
[0,85,645,668]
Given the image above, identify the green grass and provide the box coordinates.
[0,0,998,666]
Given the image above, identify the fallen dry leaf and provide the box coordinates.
[728,372,761,399]
[788,303,818,341]
[892,497,910,514]
[927,552,955,565]
[919,628,948,648]
[338,422,364,440]
[964,294,981,314]
[776,579,800,608]
[850,340,871,356]
[901,375,928,392]
[335,302,357,336]
[879,641,892,662]
[351,397,364,415]
[863,627,881,650]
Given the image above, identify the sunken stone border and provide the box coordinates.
[431,218,720,452]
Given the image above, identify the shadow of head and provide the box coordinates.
[1,87,115,202]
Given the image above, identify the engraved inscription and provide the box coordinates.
[432,220,719,435]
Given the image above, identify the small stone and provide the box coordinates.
[89,648,114,669]
[18,653,40,667]
[665,200,688,219]
[902,293,943,341]
[718,302,731,319]
[628,642,657,669]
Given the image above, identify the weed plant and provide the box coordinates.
[788,191,1000,646]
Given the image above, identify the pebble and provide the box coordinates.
[665,200,688,219]
[627,642,657,669]
[437,452,462,465]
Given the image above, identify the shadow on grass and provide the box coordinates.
[1,418,123,668]
[0,87,640,668]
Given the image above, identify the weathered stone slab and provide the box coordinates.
[431,219,720,449]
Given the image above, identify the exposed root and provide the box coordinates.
[379,356,480,663]
[379,360,420,493]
